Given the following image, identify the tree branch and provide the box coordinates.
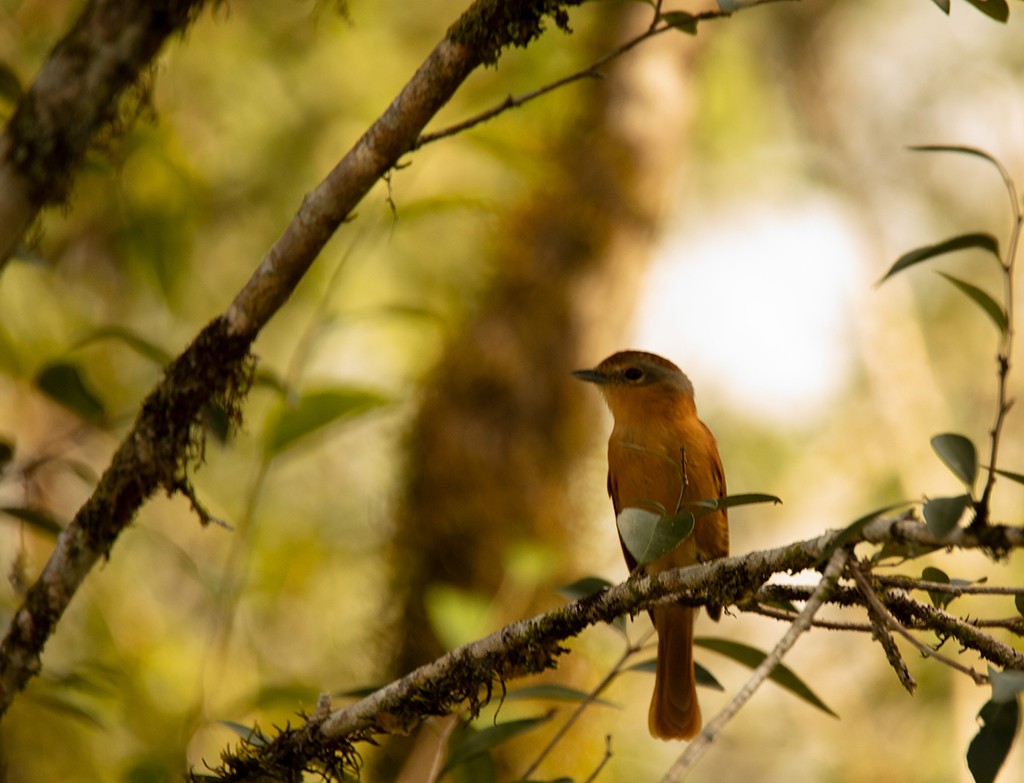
[0,0,209,270]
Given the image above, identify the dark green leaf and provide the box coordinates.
[923,494,972,537]
[218,721,269,747]
[74,325,172,366]
[967,699,1019,783]
[201,403,232,444]
[880,233,1000,283]
[263,388,389,456]
[824,501,912,559]
[929,0,951,11]
[0,438,12,472]
[937,273,1009,335]
[962,0,1009,22]
[931,433,979,488]
[616,508,694,566]
[441,715,553,776]
[992,467,1024,486]
[1,505,63,535]
[694,637,837,717]
[921,566,955,609]
[910,144,1003,169]
[557,577,612,601]
[1015,594,1024,618]
[505,684,615,707]
[660,11,697,33]
[687,493,783,516]
[35,362,106,422]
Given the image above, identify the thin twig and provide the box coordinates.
[661,548,850,782]
[849,562,916,693]
[874,575,1024,596]
[746,602,874,632]
[519,629,653,780]
[580,735,614,783]
[849,561,986,685]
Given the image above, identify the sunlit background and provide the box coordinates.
[1,0,1023,781]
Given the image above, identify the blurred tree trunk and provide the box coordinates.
[391,4,698,669]
[386,6,700,773]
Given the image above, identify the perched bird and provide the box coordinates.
[573,350,729,740]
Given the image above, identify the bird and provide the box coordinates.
[573,350,729,740]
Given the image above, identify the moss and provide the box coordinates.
[448,0,580,67]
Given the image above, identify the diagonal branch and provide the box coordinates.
[0,0,589,719]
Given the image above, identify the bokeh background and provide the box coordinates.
[1,0,1023,781]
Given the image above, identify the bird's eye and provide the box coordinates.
[624,367,644,381]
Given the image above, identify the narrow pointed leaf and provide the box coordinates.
[0,439,12,472]
[962,0,1009,22]
[1,505,62,536]
[991,467,1024,486]
[263,388,389,456]
[1015,595,1024,618]
[35,362,106,422]
[936,273,1008,334]
[928,0,951,12]
[74,325,172,366]
[824,501,913,560]
[880,233,1000,283]
[910,144,1002,169]
[616,508,694,566]
[218,721,269,747]
[441,715,553,776]
[557,577,613,601]
[967,698,1019,783]
[931,433,979,488]
[505,684,615,707]
[923,494,972,537]
[688,493,783,516]
[694,637,837,717]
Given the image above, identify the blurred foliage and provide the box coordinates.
[0,0,1022,782]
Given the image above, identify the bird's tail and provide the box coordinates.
[648,604,700,740]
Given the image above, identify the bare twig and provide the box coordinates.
[849,562,917,693]
[850,561,985,685]
[661,548,850,782]
[519,628,653,780]
[581,735,613,783]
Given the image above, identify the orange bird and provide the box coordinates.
[573,350,729,740]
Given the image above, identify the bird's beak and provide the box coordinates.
[572,368,607,384]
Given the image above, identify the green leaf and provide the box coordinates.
[921,566,955,609]
[991,467,1024,486]
[0,61,22,104]
[263,388,389,456]
[990,667,1024,703]
[441,715,553,777]
[936,273,1008,334]
[35,362,106,422]
[687,492,783,516]
[1015,594,1024,618]
[931,433,979,488]
[967,698,1019,783]
[218,721,269,747]
[505,684,615,707]
[626,658,723,690]
[74,325,172,366]
[694,637,837,717]
[923,494,972,537]
[962,0,1009,22]
[660,11,698,33]
[929,0,951,12]
[880,233,1000,283]
[910,144,1003,169]
[557,577,612,601]
[824,501,913,559]
[616,508,694,566]
[1,506,63,536]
